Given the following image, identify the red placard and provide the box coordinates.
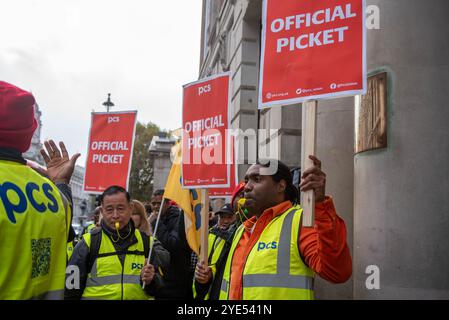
[208,160,237,198]
[208,137,237,198]
[83,111,137,194]
[259,0,366,108]
[182,73,230,189]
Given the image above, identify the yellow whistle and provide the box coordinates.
[115,222,120,230]
[238,198,249,215]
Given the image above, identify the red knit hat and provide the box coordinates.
[231,181,246,210]
[0,81,37,152]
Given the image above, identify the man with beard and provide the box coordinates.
[197,157,352,300]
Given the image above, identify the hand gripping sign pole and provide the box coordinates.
[142,198,165,289]
[300,100,317,227]
[200,189,210,263]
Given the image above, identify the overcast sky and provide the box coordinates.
[0,0,202,164]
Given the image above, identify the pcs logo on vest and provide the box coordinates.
[257,241,278,251]
[0,182,60,224]
[131,263,143,270]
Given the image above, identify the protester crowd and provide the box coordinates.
[1,80,352,300]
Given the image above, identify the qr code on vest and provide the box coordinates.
[31,238,51,278]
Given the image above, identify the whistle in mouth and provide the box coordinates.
[237,198,249,214]
[115,222,120,230]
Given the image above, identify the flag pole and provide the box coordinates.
[200,189,209,263]
[142,197,165,289]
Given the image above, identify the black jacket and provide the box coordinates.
[65,220,170,300]
[151,206,193,299]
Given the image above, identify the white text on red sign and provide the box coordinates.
[272,4,357,53]
[198,84,212,96]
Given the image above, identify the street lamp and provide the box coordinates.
[102,93,114,112]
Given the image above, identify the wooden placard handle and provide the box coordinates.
[200,189,210,262]
[301,100,317,227]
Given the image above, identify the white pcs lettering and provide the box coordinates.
[108,116,120,123]
[198,84,211,95]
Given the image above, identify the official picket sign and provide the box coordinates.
[182,73,231,189]
[83,111,137,194]
[259,0,366,108]
[208,136,237,198]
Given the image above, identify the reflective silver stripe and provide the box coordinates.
[277,208,297,275]
[30,289,64,300]
[221,279,228,293]
[90,259,98,277]
[243,274,314,290]
[121,275,141,285]
[86,275,141,287]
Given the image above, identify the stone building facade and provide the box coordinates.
[149,134,177,191]
[23,103,44,165]
[69,165,94,230]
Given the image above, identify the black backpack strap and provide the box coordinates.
[139,231,150,262]
[87,228,102,274]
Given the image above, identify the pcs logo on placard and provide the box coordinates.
[108,116,120,124]
[198,84,211,96]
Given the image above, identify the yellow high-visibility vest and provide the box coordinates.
[85,223,96,234]
[81,229,152,300]
[0,160,69,299]
[193,231,227,299]
[219,205,315,300]
[67,241,74,261]
[208,232,226,276]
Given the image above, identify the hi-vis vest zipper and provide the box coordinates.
[81,229,152,300]
[219,205,315,300]
[0,160,69,299]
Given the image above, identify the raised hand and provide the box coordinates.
[40,140,80,184]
